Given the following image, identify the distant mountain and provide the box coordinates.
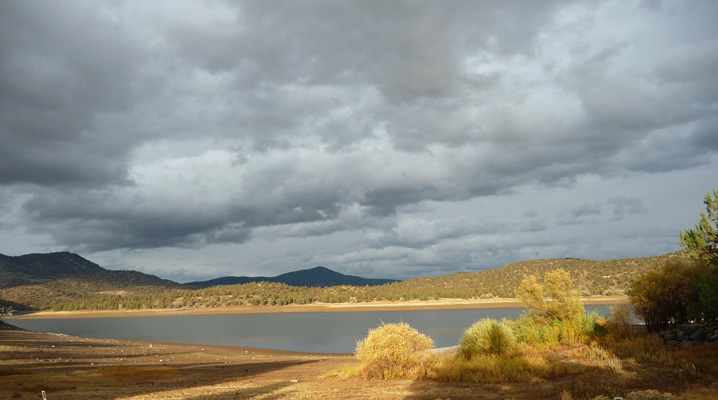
[0,252,182,310]
[187,266,399,288]
[0,252,105,288]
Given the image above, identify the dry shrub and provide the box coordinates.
[601,333,664,364]
[584,344,622,373]
[459,318,516,358]
[431,349,577,384]
[324,365,360,380]
[625,390,681,400]
[602,305,635,340]
[510,315,573,347]
[98,366,180,381]
[629,258,713,331]
[355,322,434,380]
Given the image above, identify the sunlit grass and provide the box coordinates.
[429,349,580,383]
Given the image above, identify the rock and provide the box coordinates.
[661,323,717,346]
[690,327,707,341]
[625,389,678,399]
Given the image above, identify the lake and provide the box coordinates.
[10,306,611,354]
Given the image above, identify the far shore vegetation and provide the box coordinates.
[1,252,677,313]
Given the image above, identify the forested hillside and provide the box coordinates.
[3,252,683,312]
[0,252,182,311]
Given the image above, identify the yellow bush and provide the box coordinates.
[355,322,434,379]
[459,318,516,358]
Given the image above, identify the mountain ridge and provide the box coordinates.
[186,266,399,288]
[0,250,686,312]
[0,252,182,310]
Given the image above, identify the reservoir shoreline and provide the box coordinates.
[7,295,628,320]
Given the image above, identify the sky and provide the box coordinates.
[1,0,717,283]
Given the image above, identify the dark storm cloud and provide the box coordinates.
[0,0,717,275]
[0,1,148,186]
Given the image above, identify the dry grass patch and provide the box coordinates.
[430,351,575,383]
[0,367,32,376]
[97,365,180,381]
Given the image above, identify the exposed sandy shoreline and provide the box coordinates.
[7,296,628,319]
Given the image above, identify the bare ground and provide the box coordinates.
[3,308,718,400]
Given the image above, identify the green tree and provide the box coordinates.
[679,189,718,322]
[680,188,718,265]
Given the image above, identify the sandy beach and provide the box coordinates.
[7,296,628,320]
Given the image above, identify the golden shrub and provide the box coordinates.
[355,322,434,379]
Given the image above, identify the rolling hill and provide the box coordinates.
[375,252,686,299]
[1,250,687,312]
[0,252,182,310]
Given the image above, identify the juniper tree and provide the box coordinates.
[680,188,718,265]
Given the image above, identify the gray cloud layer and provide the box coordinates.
[1,1,716,280]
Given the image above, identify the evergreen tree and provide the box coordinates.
[680,188,718,265]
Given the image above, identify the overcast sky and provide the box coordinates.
[1,1,716,282]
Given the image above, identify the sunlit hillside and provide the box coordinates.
[0,252,685,312]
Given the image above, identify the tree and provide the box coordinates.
[679,189,718,322]
[680,188,718,265]
[629,190,718,329]
[629,258,704,331]
[515,269,583,323]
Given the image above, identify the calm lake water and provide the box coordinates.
[10,306,611,354]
